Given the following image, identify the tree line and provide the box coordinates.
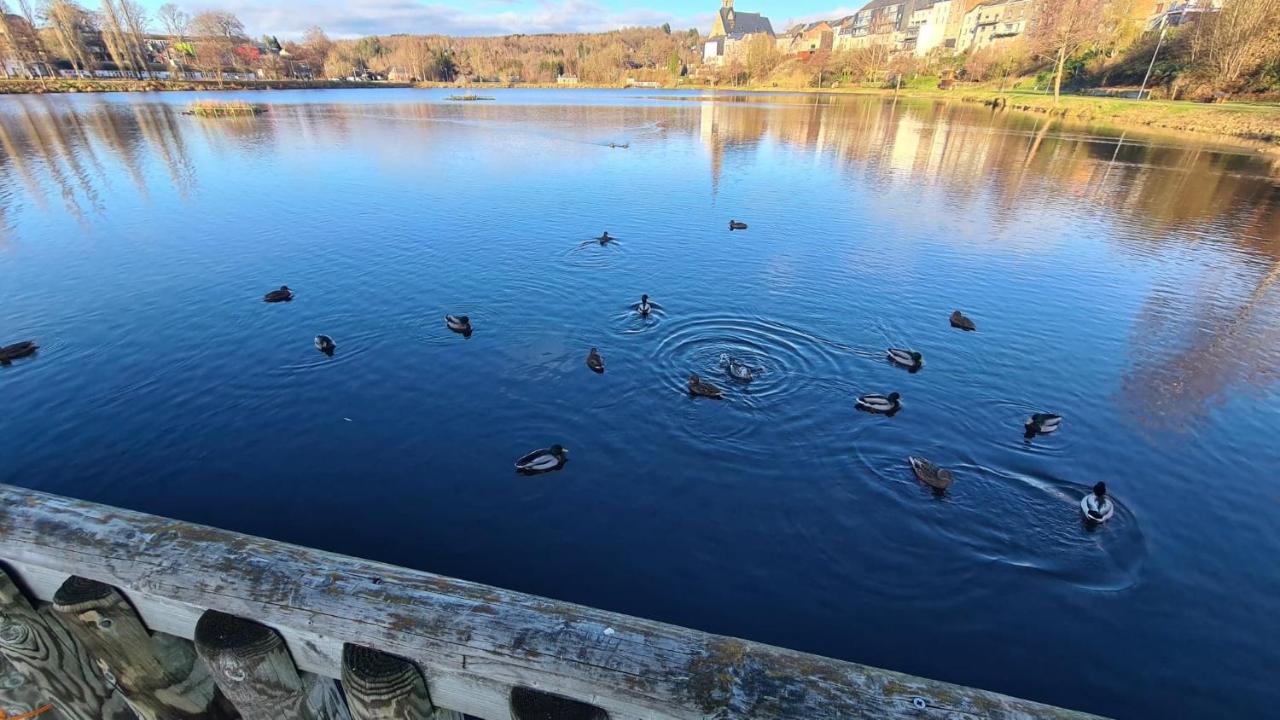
[1,2,704,86]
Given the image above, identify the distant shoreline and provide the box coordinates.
[4,77,1274,151]
[0,78,413,95]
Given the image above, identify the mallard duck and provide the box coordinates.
[1025,412,1062,437]
[515,445,569,475]
[950,310,976,331]
[637,294,653,317]
[0,341,37,364]
[598,231,613,245]
[264,286,293,303]
[1081,482,1114,523]
[688,373,723,399]
[586,347,605,374]
[909,456,954,491]
[722,355,756,382]
[728,220,748,231]
[446,315,473,336]
[315,335,336,356]
[857,392,901,414]
[887,348,923,372]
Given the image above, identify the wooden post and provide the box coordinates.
[51,576,230,720]
[0,568,134,720]
[341,644,463,720]
[193,610,349,720]
[511,687,608,720]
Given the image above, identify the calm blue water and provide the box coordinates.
[2,89,1278,719]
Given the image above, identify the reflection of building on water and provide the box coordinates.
[691,95,1278,242]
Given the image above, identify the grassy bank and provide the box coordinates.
[0,78,412,94]
[949,88,1279,147]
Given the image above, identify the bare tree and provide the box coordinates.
[189,9,245,84]
[41,0,96,74]
[116,0,151,77]
[1028,0,1105,102]
[156,2,188,74]
[1193,0,1280,95]
[3,0,50,81]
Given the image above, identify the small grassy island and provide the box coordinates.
[183,101,268,117]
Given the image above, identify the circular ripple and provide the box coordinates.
[610,302,668,335]
[651,314,850,406]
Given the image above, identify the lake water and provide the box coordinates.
[2,89,1278,719]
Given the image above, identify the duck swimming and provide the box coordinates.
[1025,412,1062,437]
[637,294,653,317]
[857,392,901,415]
[0,341,37,365]
[264,286,293,303]
[446,315,473,336]
[515,445,569,475]
[950,310,976,331]
[721,355,757,382]
[909,456,954,491]
[598,231,613,245]
[1081,481,1114,523]
[586,348,605,374]
[314,335,336,356]
[887,348,924,372]
[728,220,748,231]
[688,373,723,399]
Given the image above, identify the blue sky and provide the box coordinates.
[144,1,860,40]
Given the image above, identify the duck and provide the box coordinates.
[586,347,605,374]
[857,392,901,414]
[264,286,293,303]
[598,231,613,245]
[515,445,569,475]
[1024,412,1062,437]
[637,294,653,317]
[0,341,38,364]
[950,310,976,331]
[722,355,756,382]
[446,315,473,336]
[728,220,748,231]
[1081,482,1115,523]
[688,373,723,399]
[887,348,924,372]
[314,335,336,356]
[909,456,954,491]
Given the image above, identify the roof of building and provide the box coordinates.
[721,6,775,36]
[855,0,909,13]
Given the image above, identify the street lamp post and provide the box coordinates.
[1138,14,1170,100]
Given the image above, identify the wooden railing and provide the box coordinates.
[0,484,1105,720]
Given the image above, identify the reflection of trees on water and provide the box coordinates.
[1123,256,1280,431]
[0,99,196,225]
[691,95,1280,427]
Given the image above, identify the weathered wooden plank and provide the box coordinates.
[193,610,350,720]
[0,654,49,718]
[0,484,1107,720]
[0,567,135,720]
[342,644,464,720]
[51,576,231,720]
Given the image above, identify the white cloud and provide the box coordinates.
[219,0,710,39]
